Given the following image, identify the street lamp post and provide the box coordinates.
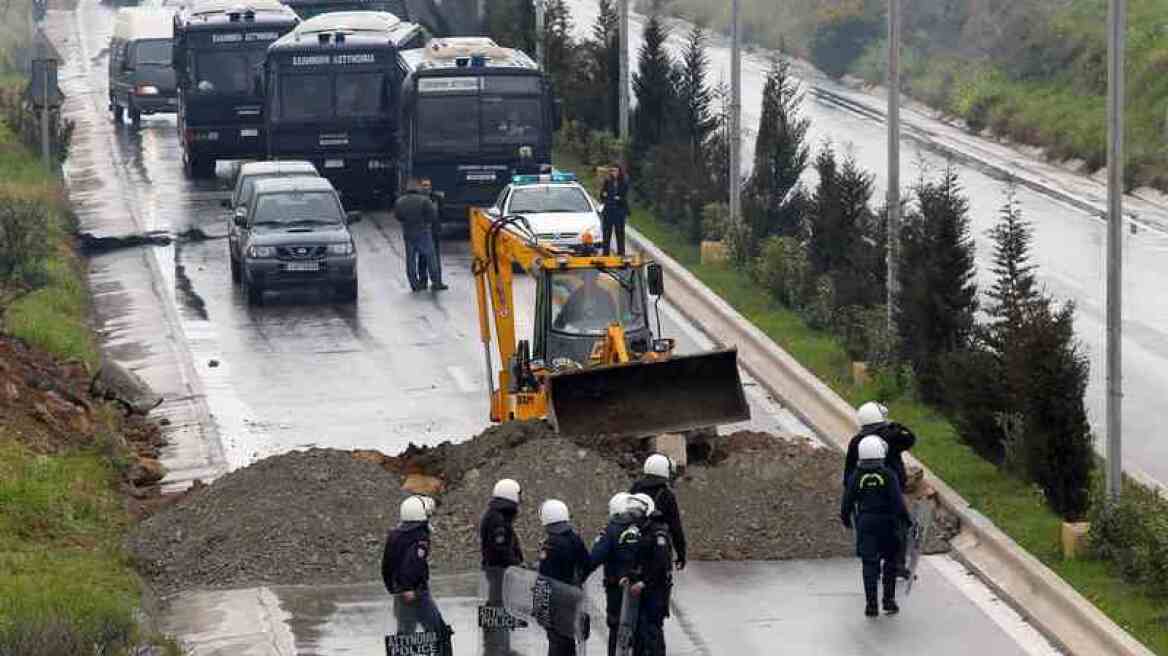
[1105,0,1126,503]
[886,0,901,337]
[729,0,741,227]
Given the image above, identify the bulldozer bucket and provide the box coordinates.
[546,348,750,438]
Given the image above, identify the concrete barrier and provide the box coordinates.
[627,227,1155,656]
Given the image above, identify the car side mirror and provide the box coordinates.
[487,206,501,218]
[233,207,247,227]
[646,263,663,296]
[346,211,362,224]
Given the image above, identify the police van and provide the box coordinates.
[398,37,560,224]
[172,0,299,177]
[265,11,424,205]
[109,8,178,127]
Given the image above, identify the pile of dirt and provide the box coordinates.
[128,449,402,595]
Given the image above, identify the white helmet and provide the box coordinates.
[608,492,631,518]
[414,495,436,517]
[400,496,428,522]
[858,435,888,461]
[492,478,521,503]
[643,453,672,478]
[628,492,655,519]
[857,401,889,427]
[540,499,570,526]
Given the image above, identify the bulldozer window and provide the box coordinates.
[550,269,645,336]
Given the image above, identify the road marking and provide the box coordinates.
[927,555,1064,656]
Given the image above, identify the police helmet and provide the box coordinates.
[400,496,428,522]
[492,478,522,503]
[608,492,631,518]
[414,495,436,518]
[628,492,655,519]
[858,435,888,461]
[857,401,889,427]
[643,453,672,478]
[540,499,570,526]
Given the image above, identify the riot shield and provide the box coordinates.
[478,567,590,656]
[902,499,935,597]
[614,585,639,656]
[383,592,454,656]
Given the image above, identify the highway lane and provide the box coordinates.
[46,1,1058,652]
[564,0,1168,488]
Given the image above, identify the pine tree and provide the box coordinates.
[985,184,1040,340]
[486,0,536,57]
[592,0,621,133]
[631,10,679,173]
[676,24,716,158]
[542,0,577,103]
[747,57,811,239]
[807,146,878,308]
[897,165,978,401]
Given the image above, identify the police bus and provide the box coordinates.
[397,37,560,223]
[172,0,299,178]
[278,0,404,20]
[265,11,424,204]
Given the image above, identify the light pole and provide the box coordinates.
[886,0,901,336]
[1105,0,1126,503]
[728,0,741,227]
[618,0,629,140]
[534,0,546,70]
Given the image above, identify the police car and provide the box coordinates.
[487,171,603,249]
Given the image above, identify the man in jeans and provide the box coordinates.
[394,178,447,291]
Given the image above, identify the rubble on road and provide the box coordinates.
[127,420,958,595]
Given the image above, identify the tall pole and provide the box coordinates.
[40,62,51,168]
[885,0,901,335]
[534,0,545,70]
[728,0,741,226]
[618,0,629,140]
[1105,0,1126,503]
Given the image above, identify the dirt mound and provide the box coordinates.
[678,433,853,560]
[128,449,401,595]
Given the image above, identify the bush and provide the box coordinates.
[701,202,729,241]
[809,6,881,79]
[1089,484,1168,597]
[751,235,811,309]
[834,303,892,365]
[0,195,52,285]
[0,87,75,166]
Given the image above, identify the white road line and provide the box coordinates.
[927,554,1064,656]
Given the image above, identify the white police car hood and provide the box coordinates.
[519,210,601,241]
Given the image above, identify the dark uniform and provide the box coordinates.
[586,515,641,656]
[480,497,524,654]
[629,477,686,570]
[381,521,447,635]
[393,188,444,291]
[538,522,592,656]
[842,422,918,491]
[840,460,912,614]
[628,514,672,656]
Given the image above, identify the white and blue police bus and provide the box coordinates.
[397,37,561,224]
[264,11,424,205]
[172,0,300,178]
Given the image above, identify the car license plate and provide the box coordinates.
[324,159,344,169]
[466,172,495,182]
[285,261,320,272]
[240,128,258,138]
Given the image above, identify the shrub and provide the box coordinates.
[1089,484,1168,597]
[751,235,811,309]
[809,5,881,79]
[701,202,729,241]
[0,195,52,285]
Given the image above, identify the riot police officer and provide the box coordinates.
[586,493,640,656]
[624,493,672,656]
[841,436,912,617]
[630,454,686,571]
[538,499,591,656]
[381,496,449,637]
[480,478,524,654]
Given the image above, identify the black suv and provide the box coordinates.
[231,176,359,305]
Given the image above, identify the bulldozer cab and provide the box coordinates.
[533,265,654,366]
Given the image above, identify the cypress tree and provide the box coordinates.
[593,0,621,133]
[631,10,679,172]
[897,165,978,401]
[677,24,716,158]
[747,57,811,239]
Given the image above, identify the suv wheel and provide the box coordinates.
[244,275,264,306]
[335,278,358,303]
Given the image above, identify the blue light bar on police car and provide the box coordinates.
[511,170,577,185]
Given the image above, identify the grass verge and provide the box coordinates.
[0,91,167,653]
[557,147,1168,652]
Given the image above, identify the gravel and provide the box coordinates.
[129,422,954,595]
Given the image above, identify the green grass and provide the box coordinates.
[5,255,98,367]
[557,146,1168,652]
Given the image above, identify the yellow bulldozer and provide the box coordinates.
[469,205,750,437]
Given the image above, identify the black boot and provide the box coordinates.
[883,598,899,615]
[865,601,879,617]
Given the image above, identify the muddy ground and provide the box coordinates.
[129,421,958,596]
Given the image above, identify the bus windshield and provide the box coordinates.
[276,72,386,121]
[414,93,544,154]
[194,48,265,95]
[134,39,173,66]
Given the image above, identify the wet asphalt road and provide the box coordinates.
[563,0,1168,488]
[52,0,804,480]
[45,1,1064,652]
